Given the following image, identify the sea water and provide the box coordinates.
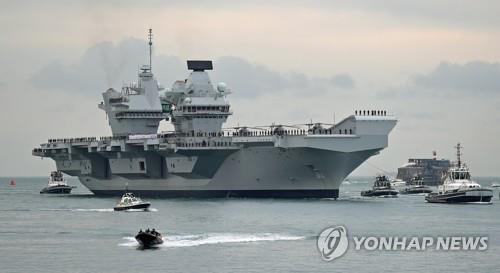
[0,177,499,273]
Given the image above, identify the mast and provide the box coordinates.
[148,28,153,72]
[455,143,462,168]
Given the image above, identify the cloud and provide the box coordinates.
[30,38,186,96]
[331,74,355,89]
[335,1,500,29]
[15,1,498,29]
[212,56,288,97]
[30,39,356,98]
[414,61,500,94]
[377,61,500,98]
[213,56,355,98]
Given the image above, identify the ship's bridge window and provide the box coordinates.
[139,161,145,171]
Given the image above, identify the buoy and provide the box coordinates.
[10,180,16,186]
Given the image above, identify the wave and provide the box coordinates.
[347,180,368,184]
[119,233,305,248]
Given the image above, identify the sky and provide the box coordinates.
[1,0,499,176]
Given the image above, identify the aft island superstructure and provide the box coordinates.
[32,30,397,198]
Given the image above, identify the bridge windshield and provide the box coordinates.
[452,171,470,180]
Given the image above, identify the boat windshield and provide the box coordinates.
[50,171,64,181]
[452,171,470,180]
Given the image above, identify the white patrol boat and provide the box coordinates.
[400,175,433,194]
[390,178,406,188]
[114,192,151,211]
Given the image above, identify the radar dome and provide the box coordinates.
[184,97,192,104]
[217,82,227,93]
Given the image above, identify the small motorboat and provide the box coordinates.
[40,171,76,194]
[490,182,500,188]
[135,229,163,248]
[361,175,399,197]
[400,175,433,194]
[425,143,493,204]
[390,178,406,188]
[114,192,151,211]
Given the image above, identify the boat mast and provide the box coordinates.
[148,28,153,72]
[455,143,462,168]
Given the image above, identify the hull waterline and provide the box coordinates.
[40,186,74,194]
[425,189,493,204]
[114,202,151,211]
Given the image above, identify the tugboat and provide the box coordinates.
[114,192,151,211]
[400,175,433,194]
[135,228,163,248]
[425,143,493,204]
[361,175,399,197]
[40,171,76,194]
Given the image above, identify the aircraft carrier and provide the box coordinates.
[32,30,397,198]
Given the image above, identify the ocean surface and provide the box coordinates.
[1,176,499,273]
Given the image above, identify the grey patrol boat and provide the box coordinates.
[32,30,397,199]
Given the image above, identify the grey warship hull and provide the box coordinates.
[77,146,381,198]
[34,126,395,199]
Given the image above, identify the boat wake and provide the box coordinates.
[119,233,305,248]
[41,208,114,212]
[40,208,158,212]
[74,208,114,212]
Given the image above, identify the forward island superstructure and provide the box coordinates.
[32,30,397,198]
